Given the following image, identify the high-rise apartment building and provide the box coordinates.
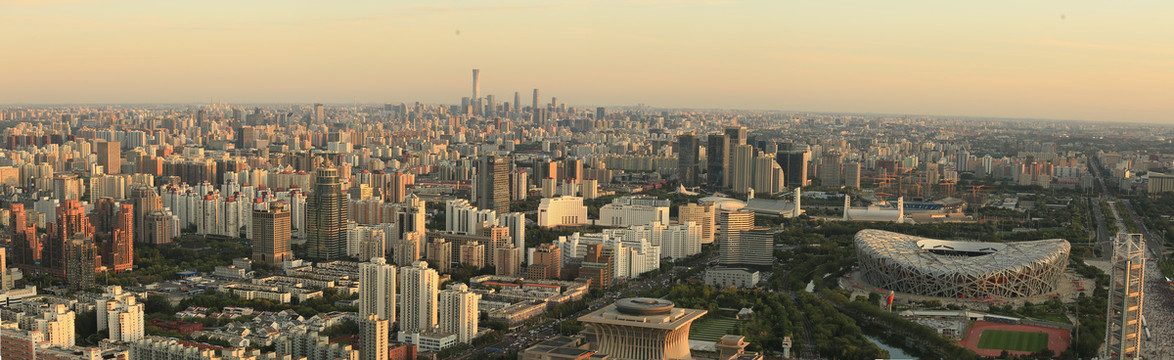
[528,243,562,280]
[130,185,163,241]
[10,204,39,268]
[677,133,700,187]
[729,144,754,194]
[361,314,389,360]
[49,199,92,276]
[399,261,439,336]
[679,203,716,244]
[426,238,453,274]
[478,155,510,214]
[393,194,426,247]
[439,284,480,344]
[494,246,522,276]
[97,286,145,343]
[307,166,348,260]
[395,232,422,267]
[101,203,134,272]
[359,257,397,323]
[253,201,292,266]
[459,241,486,269]
[707,134,729,189]
[65,237,97,290]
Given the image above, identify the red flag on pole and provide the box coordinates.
[886,291,895,307]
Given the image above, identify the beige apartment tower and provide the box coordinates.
[678,203,716,244]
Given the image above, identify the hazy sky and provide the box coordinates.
[2,0,1173,123]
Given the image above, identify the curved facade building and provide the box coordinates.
[855,229,1070,298]
[579,298,706,360]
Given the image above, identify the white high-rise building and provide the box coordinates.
[439,284,480,344]
[445,199,497,235]
[498,212,527,257]
[96,285,144,343]
[399,261,439,337]
[359,258,397,323]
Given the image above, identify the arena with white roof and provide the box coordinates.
[855,229,1070,298]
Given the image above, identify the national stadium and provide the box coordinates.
[855,229,1070,298]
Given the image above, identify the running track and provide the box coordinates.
[960,321,1071,357]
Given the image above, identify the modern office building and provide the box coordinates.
[252,201,292,266]
[399,261,439,335]
[578,298,707,360]
[478,155,511,214]
[306,166,348,260]
[439,284,480,344]
[724,126,747,147]
[706,133,729,190]
[677,133,700,187]
[97,139,121,174]
[359,257,397,323]
[777,148,811,187]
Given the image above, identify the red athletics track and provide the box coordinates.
[959,321,1071,357]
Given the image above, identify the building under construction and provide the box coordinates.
[1105,233,1145,359]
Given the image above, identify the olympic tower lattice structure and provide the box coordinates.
[1105,233,1145,359]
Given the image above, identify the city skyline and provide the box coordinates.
[4,1,1174,123]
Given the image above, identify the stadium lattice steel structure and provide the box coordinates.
[855,229,1070,298]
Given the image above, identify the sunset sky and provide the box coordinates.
[2,0,1172,123]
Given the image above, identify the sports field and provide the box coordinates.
[961,321,1070,357]
[977,329,1049,352]
[689,318,741,342]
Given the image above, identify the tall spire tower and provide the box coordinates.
[472,69,481,100]
[1105,232,1145,359]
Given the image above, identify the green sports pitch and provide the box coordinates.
[689,318,741,343]
[977,330,1049,352]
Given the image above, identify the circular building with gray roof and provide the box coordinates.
[855,229,1070,298]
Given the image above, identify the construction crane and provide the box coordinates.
[965,185,991,204]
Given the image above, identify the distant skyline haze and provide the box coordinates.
[2,0,1172,123]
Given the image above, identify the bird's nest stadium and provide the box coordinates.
[855,229,1070,298]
